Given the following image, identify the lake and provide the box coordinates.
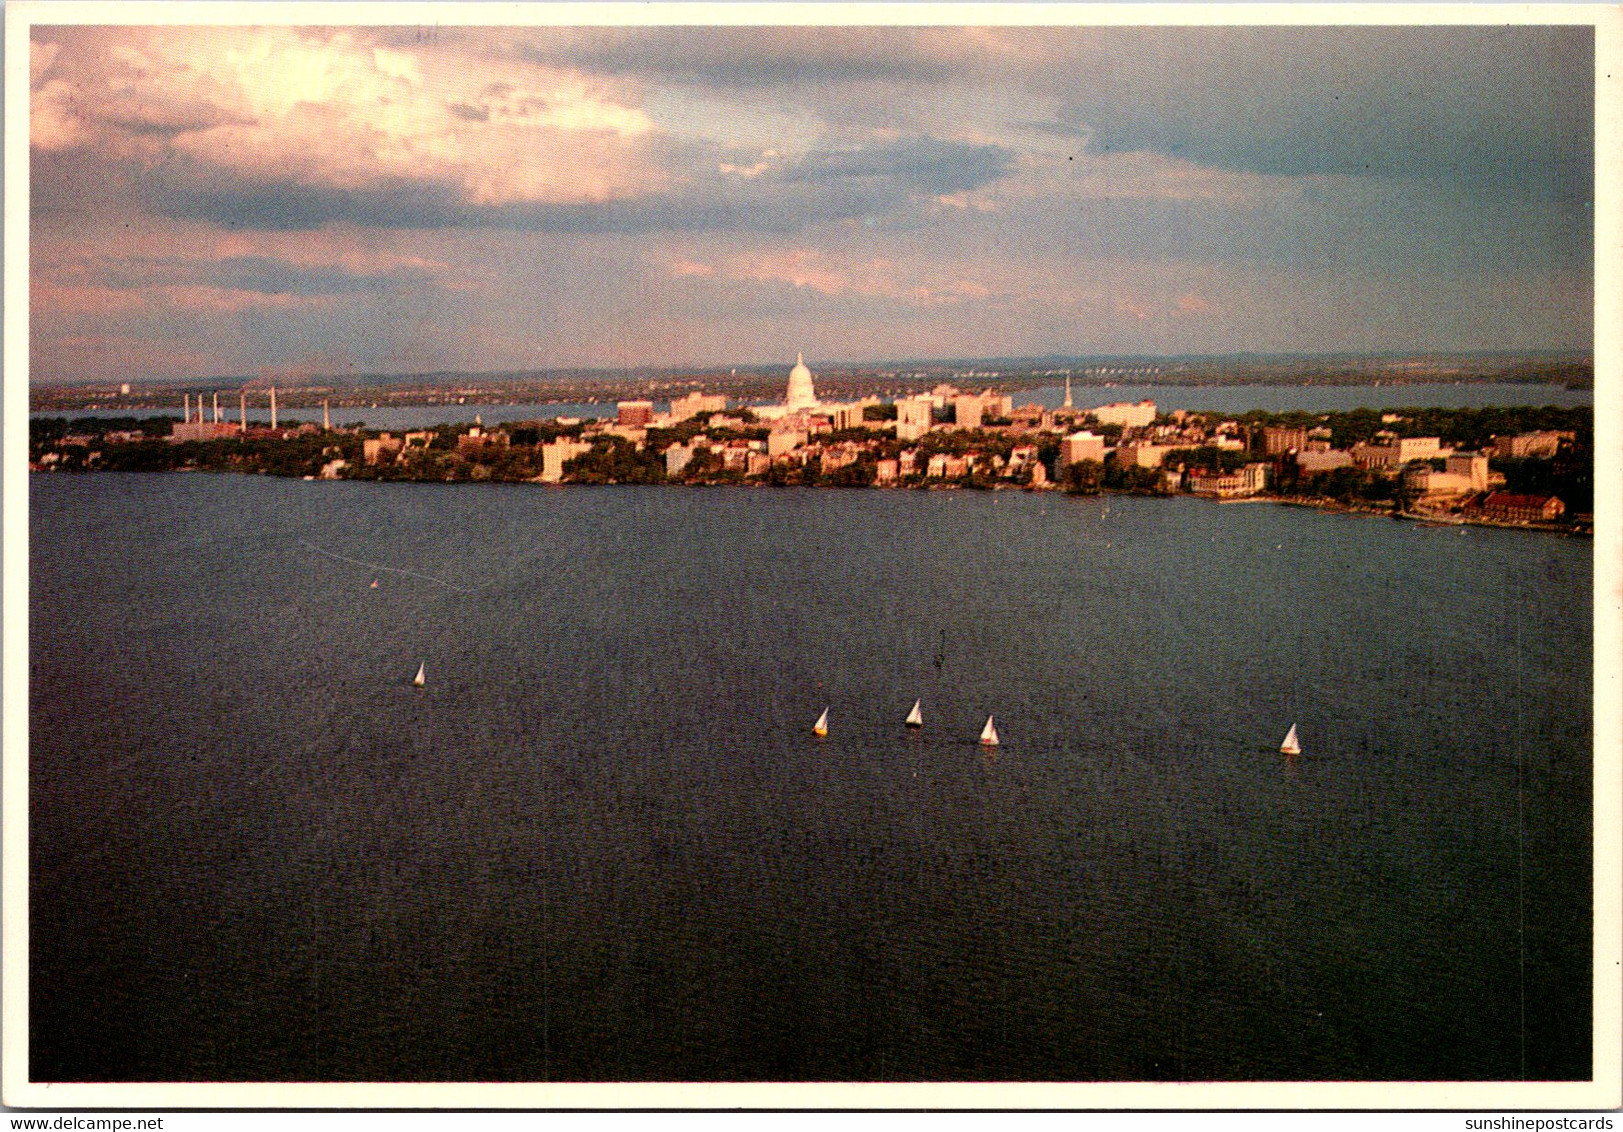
[28,474,1592,1082]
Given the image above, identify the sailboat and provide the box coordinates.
[813,708,829,737]
[412,662,426,688]
[905,700,924,729]
[1280,723,1301,755]
[980,715,1000,746]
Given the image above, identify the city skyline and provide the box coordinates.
[28,17,1595,384]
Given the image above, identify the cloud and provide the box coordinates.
[781,137,1014,196]
[1028,26,1593,207]
[32,27,664,208]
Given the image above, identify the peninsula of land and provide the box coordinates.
[31,362,1592,537]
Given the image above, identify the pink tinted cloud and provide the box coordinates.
[32,27,667,208]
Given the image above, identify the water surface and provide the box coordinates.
[30,475,1592,1082]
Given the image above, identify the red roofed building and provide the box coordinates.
[1479,492,1565,523]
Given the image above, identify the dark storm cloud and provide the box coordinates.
[478,27,962,88]
[781,138,1015,196]
[1034,26,1593,206]
[62,254,437,296]
[133,137,1016,233]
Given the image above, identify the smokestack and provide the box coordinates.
[270,386,278,430]
[323,400,330,431]
[184,393,191,423]
[212,392,219,423]
[240,390,247,432]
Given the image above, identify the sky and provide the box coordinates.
[27,20,1595,384]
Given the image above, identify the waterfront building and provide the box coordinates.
[1264,426,1310,455]
[899,450,919,477]
[747,451,771,477]
[1090,400,1157,429]
[541,438,594,483]
[1061,430,1106,466]
[820,446,858,473]
[1479,492,1566,523]
[875,458,899,485]
[1187,463,1268,497]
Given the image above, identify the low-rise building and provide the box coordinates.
[1296,449,1354,474]
[1187,462,1268,497]
[1116,442,1173,469]
[1493,430,1575,459]
[172,421,240,442]
[767,429,806,457]
[364,433,405,464]
[1480,492,1566,523]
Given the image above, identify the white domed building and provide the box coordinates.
[753,352,872,429]
[785,352,818,410]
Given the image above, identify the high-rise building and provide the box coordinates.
[1061,430,1106,465]
[1263,426,1310,455]
[953,395,983,430]
[669,392,728,422]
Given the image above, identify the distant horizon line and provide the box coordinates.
[30,347,1594,391]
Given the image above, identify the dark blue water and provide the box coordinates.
[29,475,1592,1082]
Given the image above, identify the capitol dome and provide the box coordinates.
[785,352,818,409]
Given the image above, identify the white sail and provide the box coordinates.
[813,708,829,736]
[905,699,924,727]
[980,715,999,746]
[1280,723,1300,754]
[412,662,426,688]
